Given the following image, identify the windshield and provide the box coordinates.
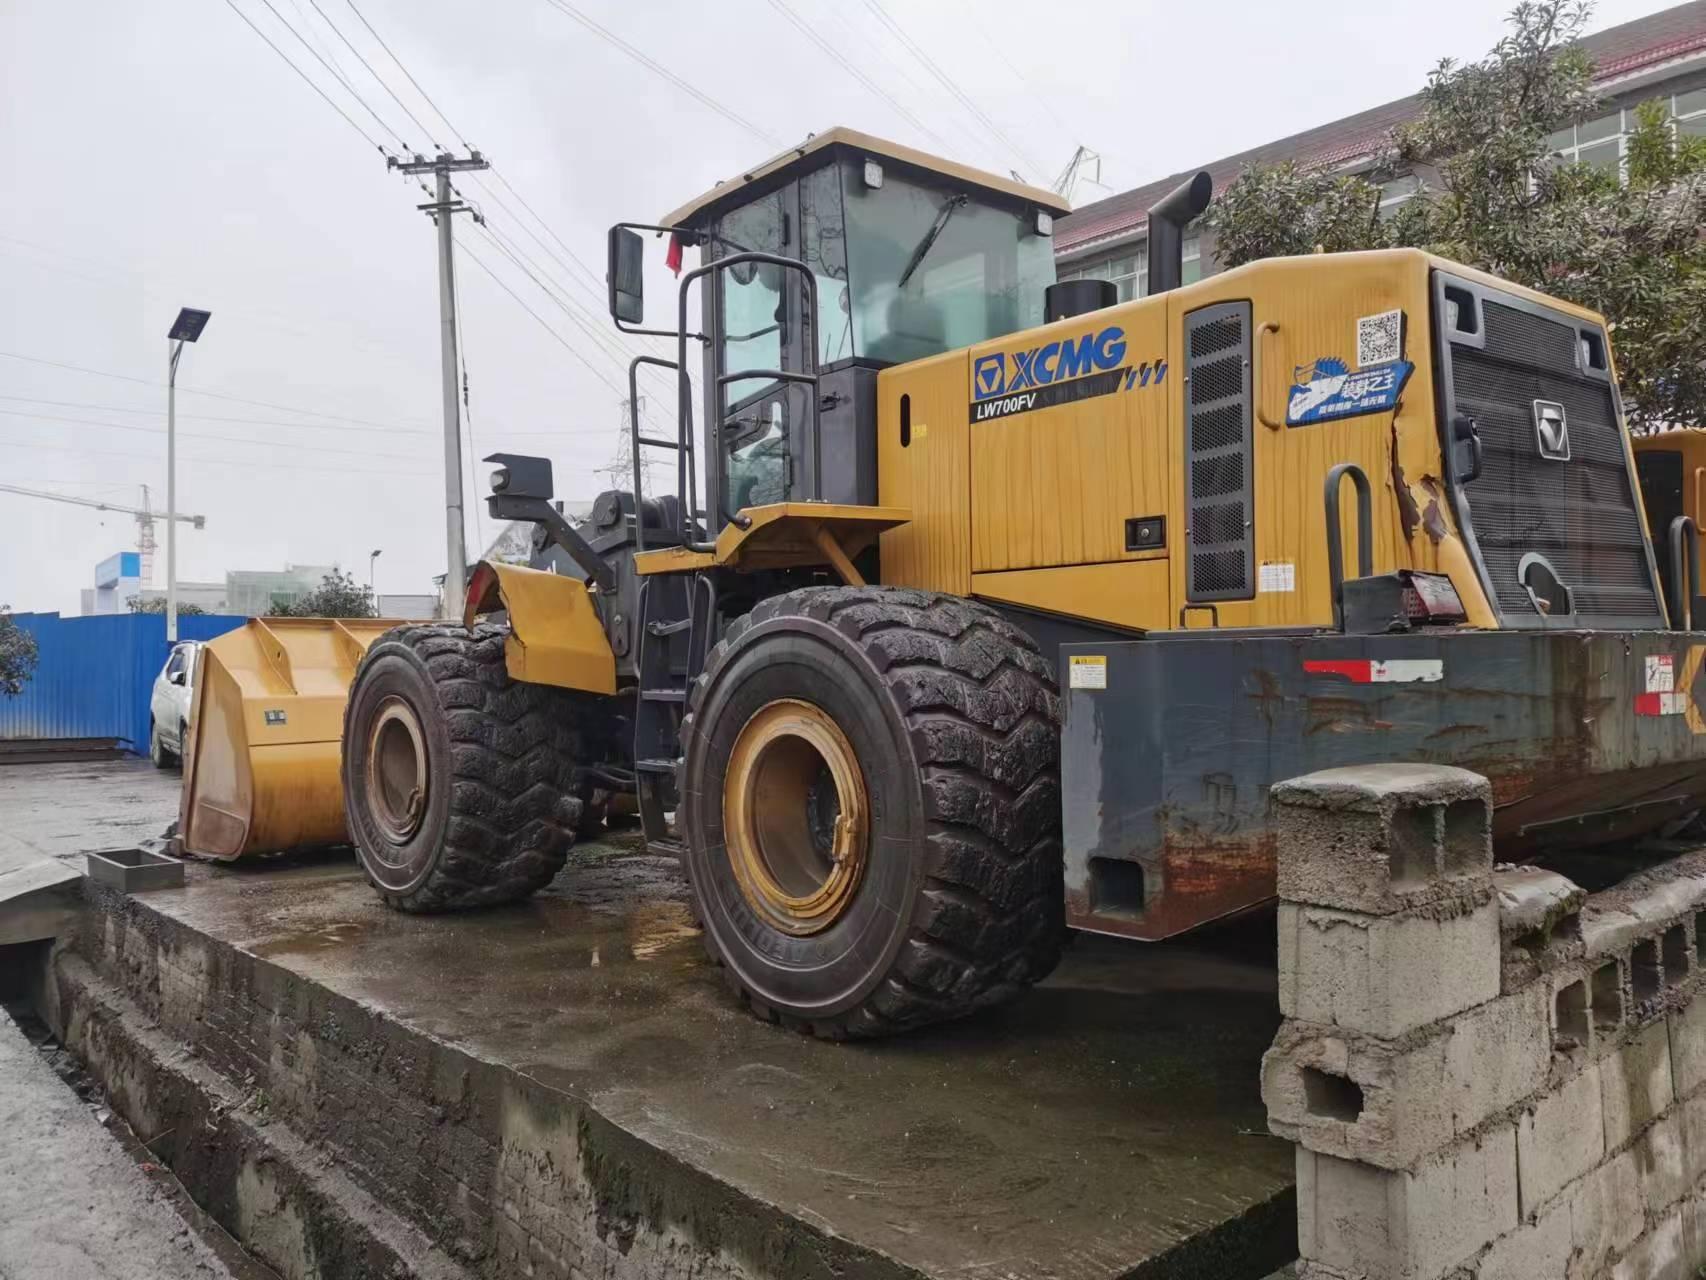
[842,167,1052,364]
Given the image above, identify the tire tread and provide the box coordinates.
[345,623,594,913]
[682,587,1062,1039]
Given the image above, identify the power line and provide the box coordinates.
[221,0,388,153]
[5,437,434,478]
[0,394,436,437]
[252,0,414,152]
[763,0,957,155]
[460,173,679,379]
[0,350,432,431]
[0,407,431,463]
[859,0,1045,180]
[474,219,674,401]
[538,0,783,147]
[305,0,443,150]
[801,0,991,162]
[342,0,473,149]
[455,234,625,398]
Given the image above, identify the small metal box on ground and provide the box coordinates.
[86,847,185,893]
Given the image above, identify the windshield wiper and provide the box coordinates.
[897,193,968,290]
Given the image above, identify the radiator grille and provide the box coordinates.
[1185,302,1253,601]
[1441,289,1662,627]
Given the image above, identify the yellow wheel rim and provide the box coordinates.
[723,699,869,936]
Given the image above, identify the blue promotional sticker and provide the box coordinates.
[1287,357,1414,427]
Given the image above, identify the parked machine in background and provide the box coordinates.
[191,128,1706,1039]
[1635,429,1706,631]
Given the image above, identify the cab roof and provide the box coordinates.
[659,127,1072,230]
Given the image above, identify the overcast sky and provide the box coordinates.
[0,0,1678,615]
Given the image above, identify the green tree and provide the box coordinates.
[127,596,207,616]
[1210,0,1706,431]
[268,569,376,619]
[0,606,38,698]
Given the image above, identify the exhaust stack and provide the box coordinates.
[1146,171,1212,295]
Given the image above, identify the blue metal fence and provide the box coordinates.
[0,612,247,754]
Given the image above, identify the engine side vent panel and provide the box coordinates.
[1185,302,1254,602]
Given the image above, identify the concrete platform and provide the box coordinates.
[5,759,1295,1279]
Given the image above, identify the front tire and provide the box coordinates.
[342,623,594,912]
[679,587,1064,1038]
[149,718,176,769]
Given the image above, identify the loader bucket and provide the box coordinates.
[179,617,403,859]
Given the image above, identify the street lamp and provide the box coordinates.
[368,548,383,595]
[166,307,211,643]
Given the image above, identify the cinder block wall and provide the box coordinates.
[1262,763,1706,1280]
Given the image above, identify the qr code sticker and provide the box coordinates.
[1357,309,1404,367]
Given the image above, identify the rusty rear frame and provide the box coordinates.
[1060,628,1706,941]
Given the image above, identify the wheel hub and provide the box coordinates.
[366,697,428,848]
[723,699,869,936]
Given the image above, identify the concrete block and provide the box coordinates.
[1610,1205,1687,1280]
[1516,1064,1604,1217]
[1296,1128,1518,1280]
[1476,1202,1571,1280]
[1670,999,1706,1099]
[1570,1149,1643,1274]
[1496,865,1586,943]
[1277,898,1501,1038]
[1681,1183,1706,1273]
[1581,849,1706,961]
[1266,983,1551,1172]
[1494,866,1584,994]
[1273,765,1493,916]
[1636,1113,1688,1216]
[1602,1020,1675,1150]
[1679,1094,1706,1188]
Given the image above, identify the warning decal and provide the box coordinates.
[1068,655,1108,690]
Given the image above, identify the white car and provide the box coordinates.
[148,640,200,769]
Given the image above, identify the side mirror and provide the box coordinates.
[170,669,186,686]
[608,226,645,325]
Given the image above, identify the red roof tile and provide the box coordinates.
[1055,0,1706,256]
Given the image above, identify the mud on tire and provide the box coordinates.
[679,586,1063,1039]
[342,623,599,912]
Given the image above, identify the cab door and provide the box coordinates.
[709,186,806,527]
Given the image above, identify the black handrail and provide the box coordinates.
[1671,515,1700,630]
[628,354,679,553]
[676,251,822,553]
[1325,463,1373,630]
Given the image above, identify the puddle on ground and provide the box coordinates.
[627,901,700,961]
[249,920,369,959]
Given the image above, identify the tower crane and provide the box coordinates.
[0,483,206,587]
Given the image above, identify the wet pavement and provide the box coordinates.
[3,759,1296,1279]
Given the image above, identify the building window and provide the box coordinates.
[1379,174,1421,215]
[1678,87,1706,140]
[1060,235,1200,299]
[1548,91,1706,177]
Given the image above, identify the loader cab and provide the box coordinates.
[610,129,1069,533]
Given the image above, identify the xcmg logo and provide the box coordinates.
[970,325,1166,422]
[974,326,1130,400]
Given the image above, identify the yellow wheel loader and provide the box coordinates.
[214,128,1706,1038]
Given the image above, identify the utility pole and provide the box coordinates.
[389,150,489,618]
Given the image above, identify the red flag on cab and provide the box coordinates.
[665,232,684,276]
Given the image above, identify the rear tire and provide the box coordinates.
[679,586,1063,1038]
[342,623,597,912]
